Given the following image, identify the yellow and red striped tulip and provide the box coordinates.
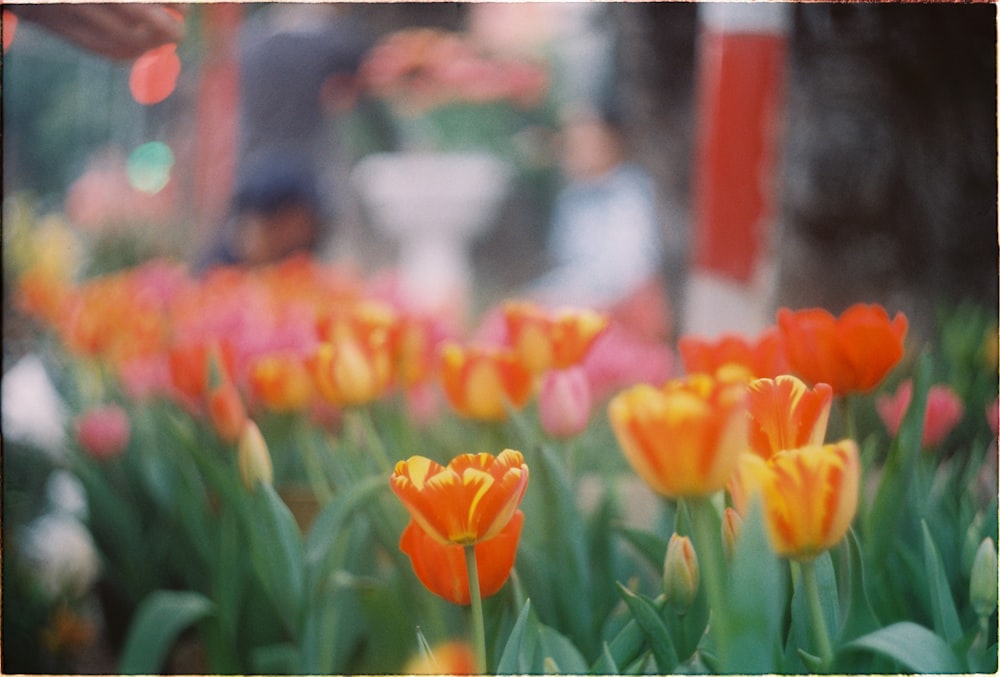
[438,342,534,421]
[739,440,860,561]
[608,374,748,498]
[777,303,908,396]
[746,375,833,460]
[503,301,609,373]
[390,450,529,546]
[399,510,524,606]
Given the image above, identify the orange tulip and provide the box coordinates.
[248,353,314,412]
[390,450,529,546]
[308,301,396,407]
[308,334,393,408]
[438,342,534,421]
[738,440,860,561]
[776,304,908,396]
[608,374,748,498]
[503,301,609,372]
[399,511,524,605]
[678,327,789,380]
[168,340,236,404]
[389,314,441,388]
[404,640,477,675]
[746,375,833,460]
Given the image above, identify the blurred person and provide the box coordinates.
[522,105,675,397]
[196,150,326,271]
[528,105,671,341]
[6,4,185,59]
[235,4,376,230]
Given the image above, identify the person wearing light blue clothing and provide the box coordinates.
[529,106,671,341]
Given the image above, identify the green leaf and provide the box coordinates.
[117,590,214,674]
[865,352,932,567]
[614,524,668,573]
[786,552,838,669]
[590,615,647,674]
[301,503,387,674]
[211,506,247,645]
[521,443,599,651]
[248,482,305,636]
[841,622,963,673]
[834,529,880,644]
[249,642,300,675]
[797,648,824,673]
[722,500,785,674]
[921,520,964,644]
[598,642,620,674]
[304,473,388,576]
[616,583,679,673]
[538,624,590,674]
[497,599,534,674]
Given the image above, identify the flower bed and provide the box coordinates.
[10,252,998,674]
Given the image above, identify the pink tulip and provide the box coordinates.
[538,366,592,439]
[75,405,130,460]
[877,379,964,448]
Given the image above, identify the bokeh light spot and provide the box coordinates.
[3,10,18,52]
[129,43,181,105]
[127,142,174,195]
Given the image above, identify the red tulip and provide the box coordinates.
[777,303,907,396]
[399,511,524,605]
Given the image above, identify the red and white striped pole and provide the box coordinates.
[685,3,791,336]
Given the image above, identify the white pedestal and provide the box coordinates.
[352,151,512,318]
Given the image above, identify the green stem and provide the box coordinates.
[840,396,857,443]
[349,407,393,474]
[299,422,334,504]
[801,558,833,671]
[686,496,729,664]
[464,544,488,674]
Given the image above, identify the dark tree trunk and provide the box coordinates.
[608,2,996,341]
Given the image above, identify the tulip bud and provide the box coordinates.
[237,420,273,492]
[538,366,592,439]
[970,537,997,619]
[722,507,744,561]
[208,381,247,444]
[663,533,700,612]
[75,405,130,460]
